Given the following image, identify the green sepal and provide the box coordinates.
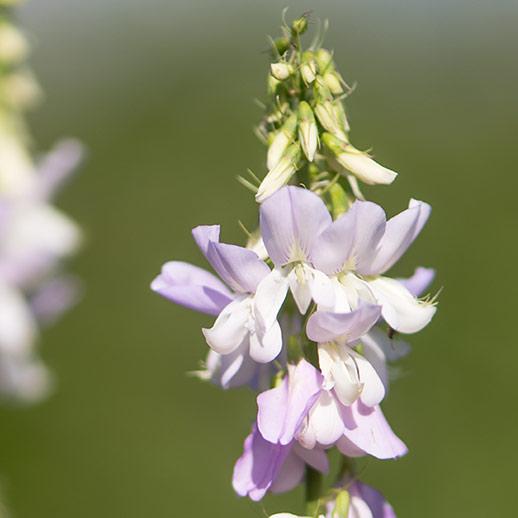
[322,132,345,155]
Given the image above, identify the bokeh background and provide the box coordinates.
[0,0,517,516]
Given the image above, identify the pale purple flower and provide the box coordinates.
[233,359,327,500]
[233,350,406,502]
[259,186,436,334]
[152,225,286,368]
[151,260,268,388]
[258,340,405,460]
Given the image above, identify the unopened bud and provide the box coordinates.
[291,16,308,35]
[270,62,292,81]
[323,71,343,95]
[313,77,333,103]
[267,113,297,169]
[314,101,348,142]
[0,22,28,64]
[300,51,317,84]
[323,132,397,185]
[297,101,318,162]
[315,48,334,73]
[273,36,290,56]
[256,143,301,202]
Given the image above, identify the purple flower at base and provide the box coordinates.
[233,348,406,502]
[233,360,328,500]
[259,331,407,461]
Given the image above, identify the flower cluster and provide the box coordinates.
[0,3,83,402]
[152,14,437,517]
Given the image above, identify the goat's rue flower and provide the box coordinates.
[151,13,439,517]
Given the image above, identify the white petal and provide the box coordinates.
[349,350,386,407]
[308,267,335,309]
[249,319,283,363]
[288,266,313,314]
[359,331,390,391]
[349,495,375,518]
[338,149,397,185]
[267,131,291,170]
[202,297,250,355]
[329,347,363,406]
[368,276,436,334]
[340,273,377,310]
[298,391,345,447]
[254,268,289,329]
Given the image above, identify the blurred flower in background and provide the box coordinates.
[0,0,83,402]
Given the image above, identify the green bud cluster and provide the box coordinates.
[253,14,397,210]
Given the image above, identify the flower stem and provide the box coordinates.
[305,466,323,516]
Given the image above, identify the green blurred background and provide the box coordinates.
[0,0,516,516]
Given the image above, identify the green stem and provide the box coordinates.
[305,466,323,516]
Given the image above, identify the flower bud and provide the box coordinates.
[322,132,398,185]
[270,62,292,81]
[323,71,343,95]
[256,143,300,202]
[291,16,308,35]
[297,101,317,162]
[314,101,348,142]
[315,48,334,73]
[267,113,297,169]
[273,36,290,56]
[313,77,333,103]
[0,22,28,64]
[300,51,317,85]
